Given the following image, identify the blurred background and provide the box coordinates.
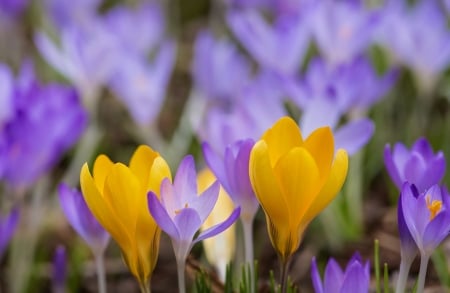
[1,0,450,292]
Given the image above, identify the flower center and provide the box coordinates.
[426,195,442,220]
[175,203,189,215]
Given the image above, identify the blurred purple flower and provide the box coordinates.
[52,245,67,293]
[377,0,450,91]
[0,207,19,259]
[384,138,446,193]
[227,8,312,74]
[0,63,87,189]
[108,40,176,125]
[401,183,450,256]
[192,29,251,103]
[196,72,287,153]
[296,57,397,112]
[58,183,110,256]
[397,183,419,262]
[44,0,100,28]
[311,252,370,293]
[147,155,240,263]
[202,139,259,221]
[35,20,120,103]
[0,64,14,126]
[103,2,164,56]
[0,0,28,17]
[311,1,380,65]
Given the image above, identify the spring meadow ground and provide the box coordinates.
[1,0,450,292]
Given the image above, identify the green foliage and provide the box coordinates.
[193,269,212,293]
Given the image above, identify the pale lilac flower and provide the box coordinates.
[311,1,380,65]
[377,0,450,91]
[202,139,259,221]
[0,0,28,17]
[35,20,120,103]
[384,138,446,193]
[196,72,287,153]
[44,0,100,28]
[0,63,87,189]
[0,207,19,259]
[227,8,312,74]
[58,183,110,255]
[147,155,240,292]
[311,252,370,293]
[0,64,14,126]
[108,40,176,125]
[192,29,251,103]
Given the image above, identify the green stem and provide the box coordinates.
[416,254,430,293]
[95,253,107,293]
[375,239,380,293]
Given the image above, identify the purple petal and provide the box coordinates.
[195,207,240,243]
[202,142,229,191]
[412,138,434,160]
[173,208,202,242]
[339,261,369,293]
[397,190,418,260]
[323,258,344,293]
[0,208,19,258]
[422,212,450,255]
[384,144,403,190]
[147,191,179,240]
[311,257,324,293]
[300,97,341,137]
[173,155,198,201]
[418,153,446,192]
[334,119,374,155]
[189,181,220,222]
[403,153,426,189]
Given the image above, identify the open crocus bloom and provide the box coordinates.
[400,182,450,256]
[311,252,370,293]
[147,155,240,263]
[249,116,348,262]
[80,145,171,285]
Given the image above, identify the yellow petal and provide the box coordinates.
[249,140,289,228]
[80,163,131,251]
[303,127,334,181]
[302,149,349,226]
[93,154,114,192]
[103,163,141,242]
[261,117,303,166]
[148,156,172,196]
[273,147,321,225]
[129,145,159,188]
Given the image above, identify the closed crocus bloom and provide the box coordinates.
[249,116,348,263]
[384,138,445,193]
[311,253,370,293]
[198,168,236,282]
[80,145,171,289]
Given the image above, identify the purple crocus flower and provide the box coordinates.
[192,29,251,103]
[311,1,380,65]
[0,207,19,259]
[108,40,176,125]
[52,245,67,293]
[376,0,450,92]
[401,183,450,256]
[227,8,312,75]
[0,0,29,17]
[0,63,87,189]
[58,183,110,256]
[44,0,100,28]
[311,252,370,293]
[147,155,240,292]
[0,64,14,126]
[384,138,446,193]
[202,139,259,221]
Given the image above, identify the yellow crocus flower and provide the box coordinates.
[198,168,236,282]
[80,145,171,288]
[249,116,348,263]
